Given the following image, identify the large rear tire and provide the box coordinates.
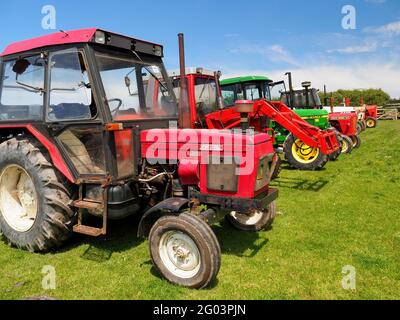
[149,213,221,289]
[0,139,75,252]
[226,201,277,232]
[283,134,328,171]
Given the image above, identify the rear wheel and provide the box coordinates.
[226,201,277,232]
[340,135,353,154]
[350,135,361,149]
[366,117,377,128]
[149,213,220,289]
[0,139,75,252]
[283,134,328,171]
[271,156,282,180]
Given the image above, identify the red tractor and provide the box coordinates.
[0,29,278,288]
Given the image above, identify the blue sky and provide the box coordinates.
[1,0,399,97]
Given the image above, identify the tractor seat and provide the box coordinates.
[48,103,92,121]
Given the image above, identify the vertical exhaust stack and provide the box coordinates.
[324,85,328,107]
[330,94,334,113]
[178,33,191,129]
[285,72,294,107]
[214,71,225,110]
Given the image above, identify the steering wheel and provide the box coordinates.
[107,99,123,116]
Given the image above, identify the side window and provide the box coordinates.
[48,50,95,121]
[221,84,236,106]
[194,77,218,116]
[0,55,45,120]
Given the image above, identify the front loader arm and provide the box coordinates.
[205,100,339,155]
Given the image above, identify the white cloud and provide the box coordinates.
[221,61,400,98]
[365,0,386,4]
[328,42,378,54]
[364,21,400,35]
[231,44,299,66]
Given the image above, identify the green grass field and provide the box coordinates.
[1,121,399,300]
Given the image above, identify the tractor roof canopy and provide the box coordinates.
[220,76,272,86]
[1,28,163,58]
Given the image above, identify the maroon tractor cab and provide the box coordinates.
[0,29,278,289]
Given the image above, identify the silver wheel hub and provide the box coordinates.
[0,165,38,232]
[159,231,201,278]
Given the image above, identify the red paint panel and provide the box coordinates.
[0,124,75,183]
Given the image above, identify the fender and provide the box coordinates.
[0,124,75,183]
[137,197,190,238]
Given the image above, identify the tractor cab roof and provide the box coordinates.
[220,76,272,86]
[1,28,163,58]
[168,67,215,78]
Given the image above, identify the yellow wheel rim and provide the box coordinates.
[291,139,320,164]
[341,140,349,153]
[367,119,375,128]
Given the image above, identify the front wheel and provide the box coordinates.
[226,201,277,232]
[340,135,353,154]
[283,134,328,171]
[350,135,361,149]
[366,117,377,128]
[149,213,221,289]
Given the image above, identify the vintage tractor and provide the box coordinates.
[217,76,340,171]
[0,29,279,289]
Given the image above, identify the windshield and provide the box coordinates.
[281,89,322,108]
[95,51,177,120]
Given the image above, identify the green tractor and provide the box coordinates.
[220,75,341,171]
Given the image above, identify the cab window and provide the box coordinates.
[0,55,45,121]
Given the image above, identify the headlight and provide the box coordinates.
[154,45,163,57]
[94,31,106,44]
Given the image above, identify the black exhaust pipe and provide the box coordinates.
[178,33,191,128]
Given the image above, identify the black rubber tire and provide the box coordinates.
[226,200,277,232]
[356,122,363,135]
[340,135,353,154]
[149,213,221,289]
[350,135,361,149]
[283,134,328,171]
[366,117,377,128]
[0,139,75,252]
[328,130,342,161]
[271,156,282,180]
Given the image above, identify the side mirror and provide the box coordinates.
[125,76,131,88]
[13,59,31,76]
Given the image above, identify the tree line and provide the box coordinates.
[317,89,391,106]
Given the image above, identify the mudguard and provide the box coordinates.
[137,197,190,238]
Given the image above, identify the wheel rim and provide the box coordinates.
[291,139,320,164]
[159,230,201,279]
[341,139,349,153]
[351,136,358,147]
[367,119,375,127]
[0,164,38,232]
[229,210,264,225]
